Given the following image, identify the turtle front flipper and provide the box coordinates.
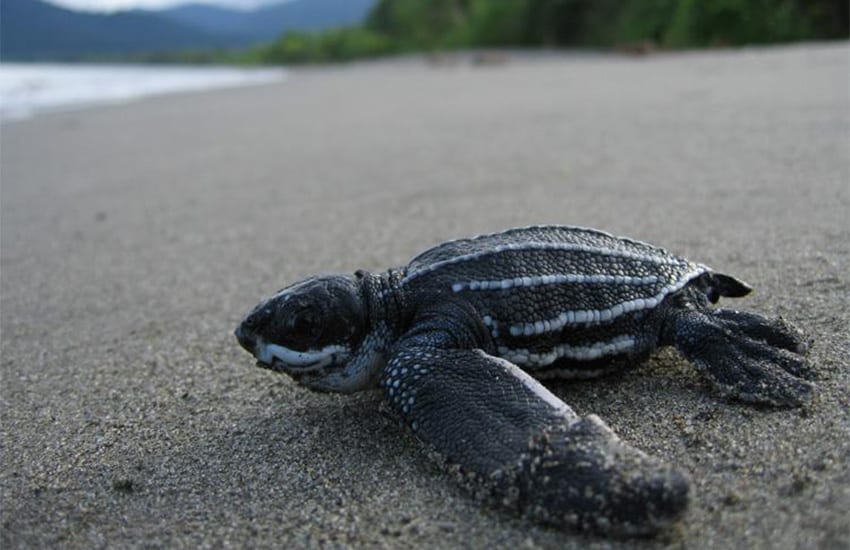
[381,343,689,535]
[664,308,815,406]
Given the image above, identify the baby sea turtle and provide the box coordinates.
[235,225,813,535]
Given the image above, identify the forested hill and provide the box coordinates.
[0,0,234,59]
[2,0,846,62]
[249,0,850,64]
[363,0,849,49]
[0,0,376,60]
[156,0,376,42]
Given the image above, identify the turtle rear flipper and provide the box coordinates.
[381,344,689,535]
[664,308,815,406]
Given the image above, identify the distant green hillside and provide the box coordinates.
[156,0,376,42]
[0,0,377,61]
[252,0,849,64]
[0,0,235,60]
[3,0,846,63]
[364,0,849,49]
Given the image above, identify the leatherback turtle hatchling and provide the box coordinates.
[235,225,813,535]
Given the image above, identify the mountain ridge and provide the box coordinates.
[0,0,375,60]
[154,0,375,41]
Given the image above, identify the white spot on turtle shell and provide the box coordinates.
[506,267,706,336]
[497,335,635,368]
[449,272,661,292]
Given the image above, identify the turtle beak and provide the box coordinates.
[234,325,257,355]
[236,303,272,358]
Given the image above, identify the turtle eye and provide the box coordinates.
[287,307,321,341]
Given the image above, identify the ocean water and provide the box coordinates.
[0,63,286,121]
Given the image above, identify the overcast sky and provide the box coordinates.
[48,0,277,11]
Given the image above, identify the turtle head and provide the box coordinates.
[235,274,380,393]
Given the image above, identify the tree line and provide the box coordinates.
[246,0,849,63]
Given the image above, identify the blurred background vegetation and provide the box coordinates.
[2,0,847,63]
[247,0,849,64]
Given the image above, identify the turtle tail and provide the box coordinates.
[701,272,752,303]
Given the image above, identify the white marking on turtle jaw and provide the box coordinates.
[303,322,393,394]
[256,339,349,370]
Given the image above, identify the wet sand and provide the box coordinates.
[2,43,848,548]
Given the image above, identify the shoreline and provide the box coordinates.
[0,62,287,122]
[3,41,846,123]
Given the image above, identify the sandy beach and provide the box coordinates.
[2,43,848,548]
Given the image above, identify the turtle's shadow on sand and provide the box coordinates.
[122,358,774,546]
[149,355,703,506]
[133,388,449,525]
[156,389,632,540]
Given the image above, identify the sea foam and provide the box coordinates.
[0,63,286,121]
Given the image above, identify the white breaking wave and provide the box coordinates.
[0,63,286,122]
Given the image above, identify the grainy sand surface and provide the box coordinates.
[2,43,848,549]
